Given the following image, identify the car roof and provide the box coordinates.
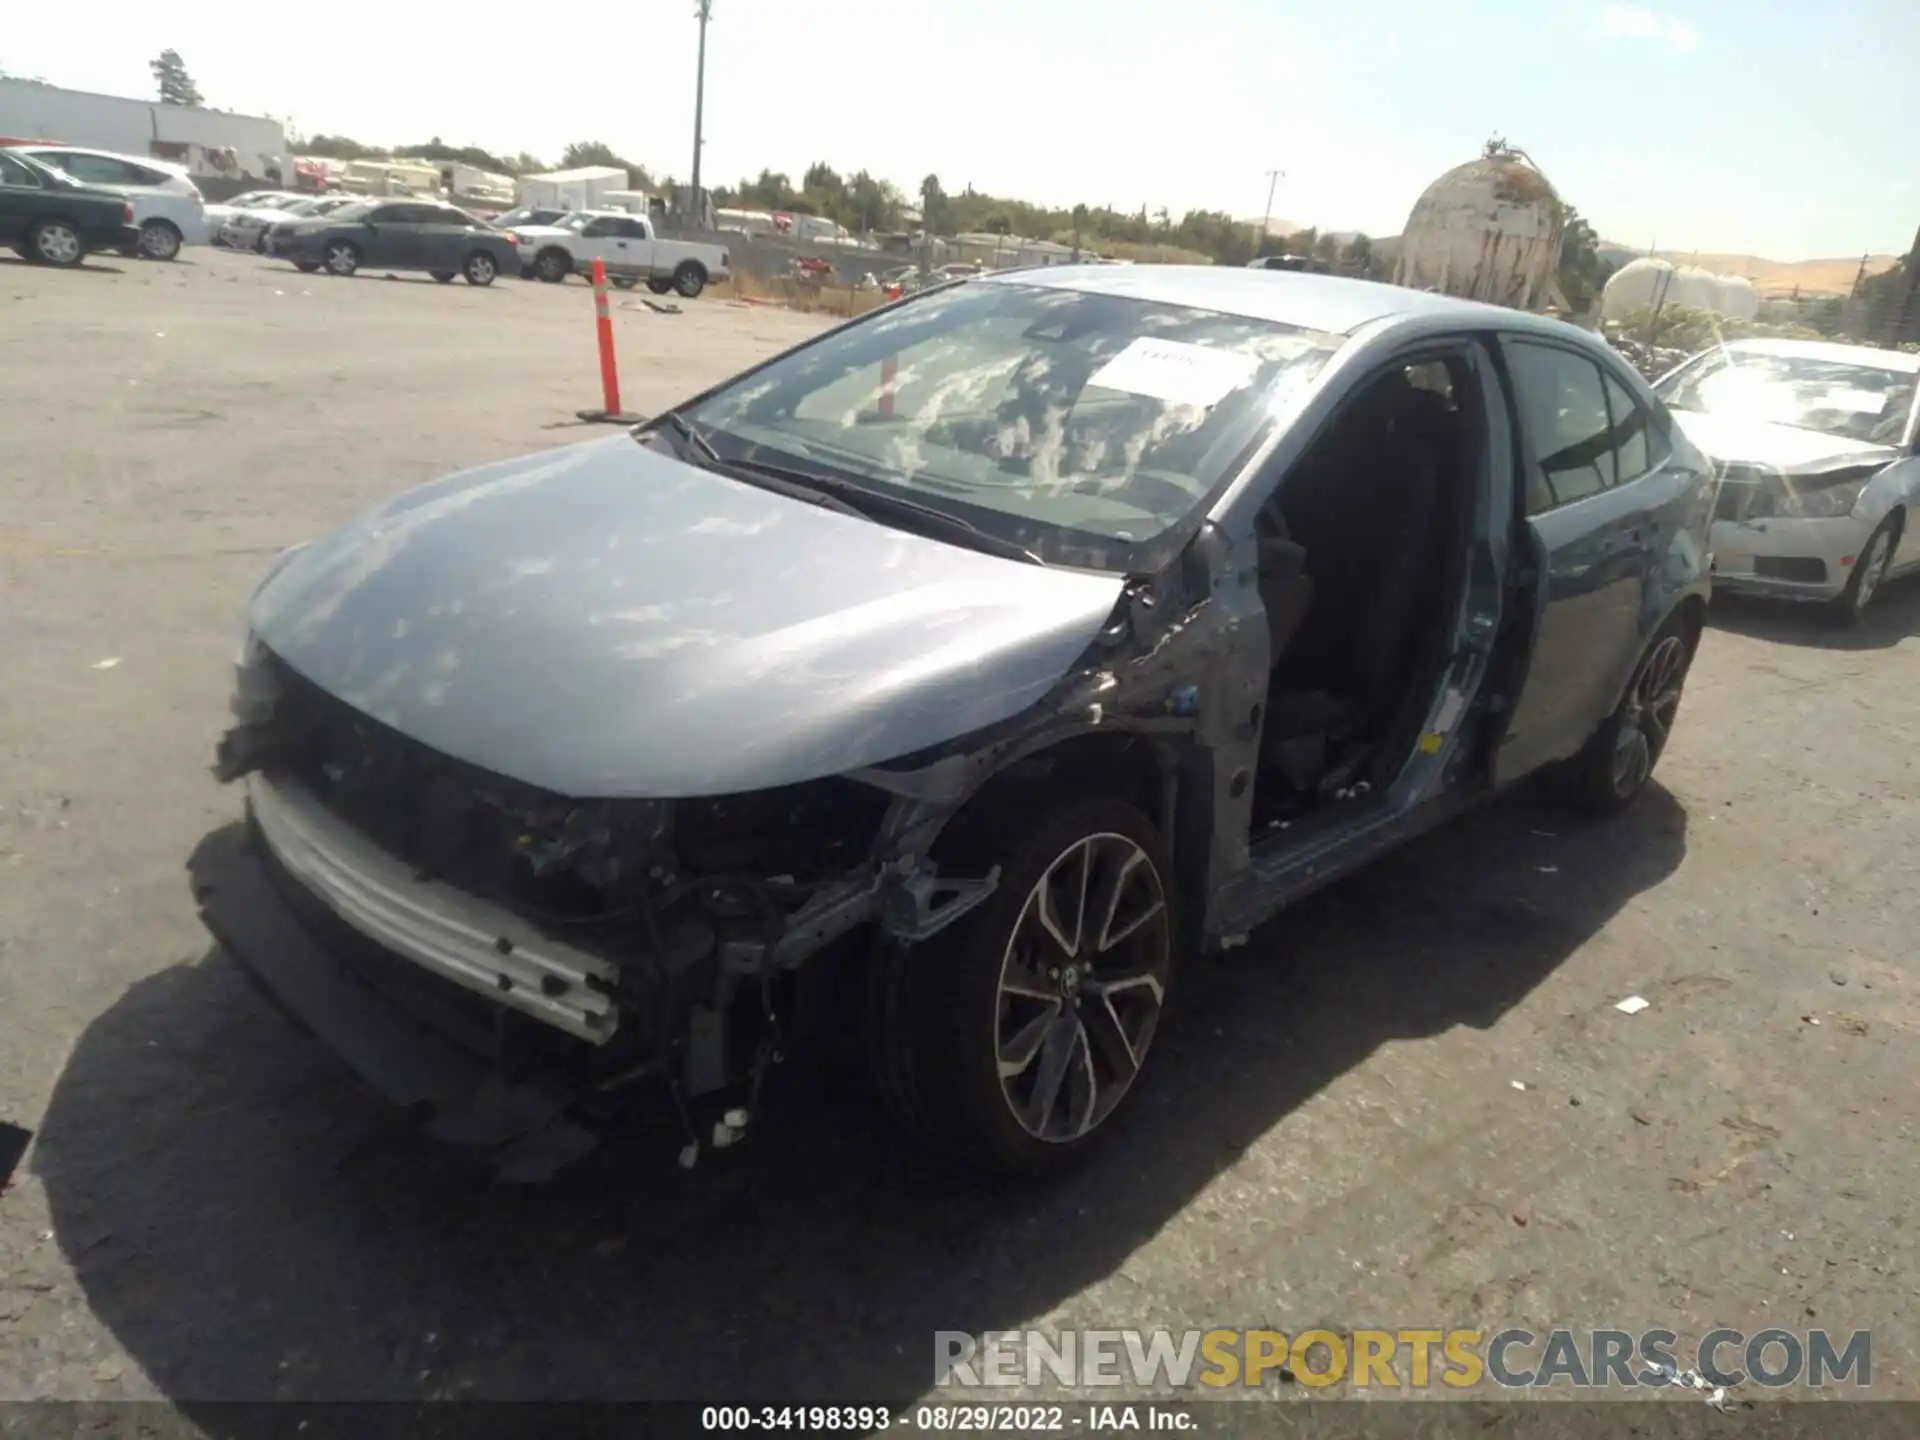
[18,143,185,171]
[1714,337,1920,373]
[976,263,1551,338]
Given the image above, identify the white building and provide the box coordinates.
[0,77,289,186]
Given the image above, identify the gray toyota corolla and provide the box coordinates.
[200,266,1713,1178]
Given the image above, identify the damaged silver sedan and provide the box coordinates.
[201,266,1714,1178]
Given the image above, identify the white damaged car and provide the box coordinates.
[1654,339,1920,621]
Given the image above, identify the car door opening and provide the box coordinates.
[1252,356,1481,827]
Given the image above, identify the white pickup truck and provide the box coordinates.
[507,210,731,297]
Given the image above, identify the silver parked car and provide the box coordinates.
[198,267,1713,1178]
[1654,338,1920,621]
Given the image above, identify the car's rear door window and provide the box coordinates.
[1601,369,1657,483]
[1507,340,1617,513]
[51,153,140,186]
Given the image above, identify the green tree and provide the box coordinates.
[1557,205,1615,315]
[918,174,946,233]
[301,134,386,161]
[1342,233,1375,275]
[395,139,518,175]
[150,49,203,107]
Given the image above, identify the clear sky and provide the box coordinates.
[5,0,1914,259]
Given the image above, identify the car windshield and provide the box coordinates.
[1657,350,1917,445]
[557,213,593,232]
[678,278,1344,570]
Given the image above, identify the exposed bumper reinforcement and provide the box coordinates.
[245,768,620,1044]
[189,824,600,1181]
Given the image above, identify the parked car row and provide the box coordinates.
[205,198,735,296]
[1,142,204,261]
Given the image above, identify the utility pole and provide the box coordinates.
[689,0,712,207]
[1256,169,1284,257]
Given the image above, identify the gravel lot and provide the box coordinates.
[1,247,1915,1416]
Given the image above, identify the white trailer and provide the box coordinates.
[514,166,627,212]
[443,162,516,208]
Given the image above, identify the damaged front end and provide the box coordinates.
[206,643,1000,1177]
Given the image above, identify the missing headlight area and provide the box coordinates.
[214,648,997,1156]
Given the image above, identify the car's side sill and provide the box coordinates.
[1208,789,1474,943]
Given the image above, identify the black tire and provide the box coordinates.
[137,219,183,261]
[534,248,571,283]
[29,218,86,268]
[463,251,498,286]
[672,261,707,299]
[609,276,637,290]
[1833,513,1900,625]
[1555,611,1697,816]
[292,260,321,274]
[430,270,456,283]
[646,278,674,295]
[866,796,1179,1175]
[323,240,360,277]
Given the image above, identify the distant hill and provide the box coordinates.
[1596,244,1900,299]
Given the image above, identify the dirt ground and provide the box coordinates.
[0,247,1914,1418]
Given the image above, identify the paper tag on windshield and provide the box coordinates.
[1088,338,1260,409]
[1817,387,1887,414]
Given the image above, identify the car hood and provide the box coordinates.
[249,436,1127,799]
[1673,411,1897,474]
[509,224,574,242]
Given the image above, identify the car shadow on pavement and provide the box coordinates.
[32,783,1687,1409]
[1707,571,1920,651]
[0,256,127,275]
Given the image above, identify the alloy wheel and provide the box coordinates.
[1611,634,1688,797]
[139,223,180,260]
[1853,530,1892,613]
[35,223,81,266]
[466,253,496,285]
[994,832,1171,1143]
[325,242,358,277]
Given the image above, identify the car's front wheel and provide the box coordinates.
[463,251,497,286]
[1557,612,1696,815]
[323,240,359,277]
[867,796,1178,1174]
[535,248,570,283]
[1835,514,1900,624]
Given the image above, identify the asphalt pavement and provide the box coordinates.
[0,247,1914,1417]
